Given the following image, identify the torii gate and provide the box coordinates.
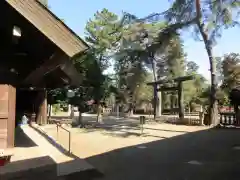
[147,75,194,121]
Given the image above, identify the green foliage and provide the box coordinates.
[134,73,153,104]
[72,52,112,109]
[57,9,126,112]
[47,88,67,105]
[120,12,209,113]
[183,73,208,106]
[52,104,61,114]
[198,86,230,106]
[158,35,185,79]
[47,9,124,113]
[216,90,230,106]
[200,52,240,106]
[113,14,188,111]
[186,61,199,75]
[85,8,123,70]
[164,0,239,43]
[220,53,240,90]
[161,0,239,122]
[49,6,240,115]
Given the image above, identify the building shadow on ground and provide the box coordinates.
[14,127,37,147]
[1,155,102,180]
[5,126,103,180]
[85,127,240,180]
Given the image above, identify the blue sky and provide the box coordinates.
[49,0,239,80]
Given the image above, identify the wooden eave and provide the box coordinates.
[22,51,82,87]
[59,59,82,86]
[6,0,89,58]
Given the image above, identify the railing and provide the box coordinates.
[162,112,200,116]
[219,112,237,126]
[52,120,71,153]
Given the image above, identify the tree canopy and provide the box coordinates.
[48,4,239,124]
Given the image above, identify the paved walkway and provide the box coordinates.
[1,126,96,180]
[28,125,95,177]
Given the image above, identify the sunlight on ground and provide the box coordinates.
[43,122,209,159]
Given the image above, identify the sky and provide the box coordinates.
[48,0,240,80]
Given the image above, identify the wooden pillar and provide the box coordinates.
[36,89,47,125]
[7,85,16,148]
[178,82,184,121]
[0,85,16,151]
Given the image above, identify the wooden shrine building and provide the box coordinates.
[0,0,88,156]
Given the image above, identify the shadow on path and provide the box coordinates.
[72,122,187,138]
[15,127,37,147]
[85,128,240,180]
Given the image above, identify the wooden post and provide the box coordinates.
[36,89,47,125]
[178,82,184,121]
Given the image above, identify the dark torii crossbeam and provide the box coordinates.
[147,75,194,121]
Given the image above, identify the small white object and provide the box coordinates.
[114,131,126,135]
[0,149,4,156]
[0,148,13,157]
[121,126,127,128]
[137,145,147,149]
[13,26,21,37]
[187,160,202,165]
[10,68,16,73]
[233,146,240,150]
[67,90,75,98]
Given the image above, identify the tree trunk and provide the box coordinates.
[178,82,184,121]
[78,110,84,128]
[151,58,161,120]
[97,103,103,123]
[69,105,74,119]
[199,30,218,125]
[195,0,219,126]
[209,58,219,126]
